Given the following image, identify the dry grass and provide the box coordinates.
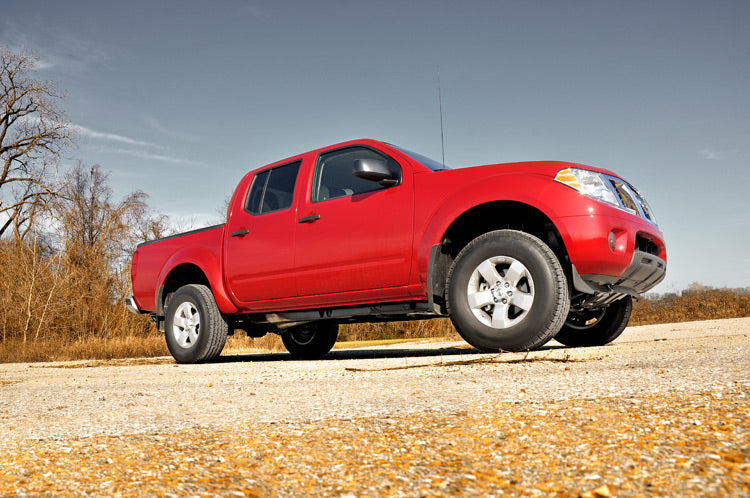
[223,333,285,355]
[0,334,167,364]
[1,278,749,364]
[339,318,460,342]
[631,286,750,325]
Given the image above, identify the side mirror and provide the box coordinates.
[352,159,398,186]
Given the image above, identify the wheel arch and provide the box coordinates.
[158,263,210,315]
[427,200,572,313]
[156,247,238,317]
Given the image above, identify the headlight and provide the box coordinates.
[555,167,658,225]
[555,168,619,206]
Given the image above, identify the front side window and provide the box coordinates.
[245,161,301,215]
[312,147,401,202]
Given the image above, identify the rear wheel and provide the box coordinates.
[164,284,228,363]
[281,322,339,360]
[554,297,633,347]
[447,230,570,352]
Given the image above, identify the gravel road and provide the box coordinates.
[1,318,748,497]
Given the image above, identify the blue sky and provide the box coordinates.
[2,0,748,292]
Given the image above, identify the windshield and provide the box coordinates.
[390,144,450,171]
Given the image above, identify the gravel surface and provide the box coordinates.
[1,317,749,497]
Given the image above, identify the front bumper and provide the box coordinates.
[571,250,666,308]
[585,250,666,293]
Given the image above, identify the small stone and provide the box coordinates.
[581,484,613,498]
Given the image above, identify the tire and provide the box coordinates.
[164,284,228,363]
[281,322,339,360]
[554,297,633,347]
[447,230,570,352]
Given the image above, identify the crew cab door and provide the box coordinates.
[224,160,301,303]
[294,145,414,297]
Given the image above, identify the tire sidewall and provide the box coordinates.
[165,286,214,363]
[448,232,564,352]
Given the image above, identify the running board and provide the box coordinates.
[262,301,435,327]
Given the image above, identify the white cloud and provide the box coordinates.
[26,117,202,167]
[30,58,55,71]
[72,124,164,149]
[93,146,206,167]
[143,116,197,142]
[698,148,719,160]
[0,22,106,73]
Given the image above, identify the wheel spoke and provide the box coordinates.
[467,289,494,309]
[491,303,511,329]
[176,329,189,347]
[466,253,536,331]
[511,291,534,311]
[172,302,201,348]
[173,315,186,329]
[477,260,502,286]
[504,260,526,287]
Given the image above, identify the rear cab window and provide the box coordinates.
[245,161,301,215]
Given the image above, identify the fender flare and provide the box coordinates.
[416,173,569,288]
[156,246,238,315]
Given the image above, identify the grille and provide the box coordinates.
[636,235,660,256]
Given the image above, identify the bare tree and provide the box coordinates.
[53,163,153,336]
[0,48,71,238]
[58,163,148,266]
[125,191,173,245]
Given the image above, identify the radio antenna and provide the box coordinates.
[437,66,446,168]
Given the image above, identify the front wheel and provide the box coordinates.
[164,284,228,363]
[554,297,633,347]
[281,322,339,360]
[447,230,570,352]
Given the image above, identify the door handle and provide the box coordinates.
[298,214,321,224]
[231,229,250,237]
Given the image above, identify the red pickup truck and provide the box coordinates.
[127,139,666,363]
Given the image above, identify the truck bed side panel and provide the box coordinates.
[132,225,236,314]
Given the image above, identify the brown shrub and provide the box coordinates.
[631,286,750,326]
[339,319,459,342]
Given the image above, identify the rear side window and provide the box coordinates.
[245,161,301,215]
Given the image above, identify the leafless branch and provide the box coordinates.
[0,47,71,239]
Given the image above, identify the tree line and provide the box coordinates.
[0,48,171,347]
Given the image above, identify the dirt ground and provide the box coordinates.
[1,318,748,497]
